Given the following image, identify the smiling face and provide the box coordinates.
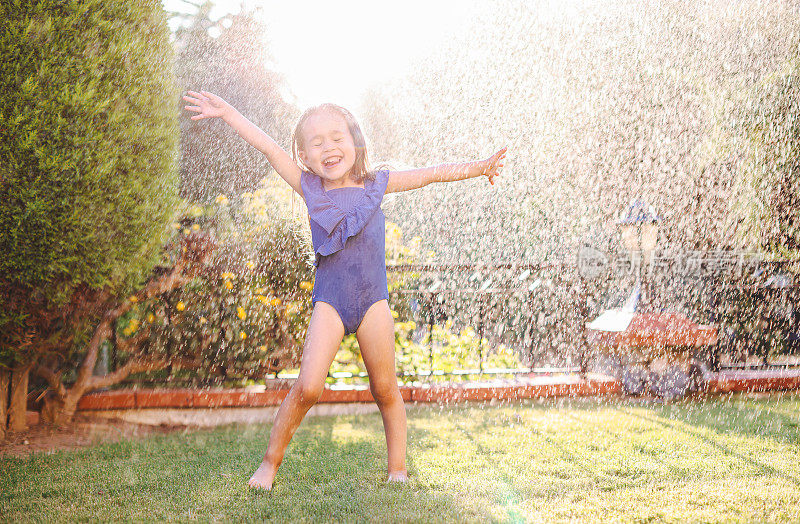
[298,109,357,183]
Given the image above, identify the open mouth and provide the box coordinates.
[323,156,342,169]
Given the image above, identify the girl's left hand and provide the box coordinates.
[481,147,507,185]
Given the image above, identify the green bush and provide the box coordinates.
[0,0,179,306]
[0,0,179,427]
[114,178,315,385]
[329,318,525,386]
[728,55,800,257]
[0,0,179,370]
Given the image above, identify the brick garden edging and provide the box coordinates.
[76,369,800,412]
[708,368,800,394]
[77,376,619,411]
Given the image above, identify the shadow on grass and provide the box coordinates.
[449,419,528,523]
[558,408,695,485]
[0,409,498,522]
[463,397,684,494]
[650,392,800,447]
[460,394,800,496]
[612,401,800,487]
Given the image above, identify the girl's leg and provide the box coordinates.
[248,301,344,489]
[355,299,408,481]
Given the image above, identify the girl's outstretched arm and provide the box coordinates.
[384,147,506,194]
[183,90,303,197]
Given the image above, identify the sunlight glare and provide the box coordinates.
[164,0,484,112]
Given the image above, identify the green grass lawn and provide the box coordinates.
[2,393,799,522]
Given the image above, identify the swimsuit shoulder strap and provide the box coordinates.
[300,170,347,234]
[370,168,390,198]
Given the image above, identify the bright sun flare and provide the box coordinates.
[165,0,483,113]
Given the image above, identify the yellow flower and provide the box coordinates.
[146,313,155,323]
[128,318,140,332]
[254,287,264,294]
[286,302,299,315]
[259,345,268,353]
[246,261,255,270]
[221,272,236,280]
[199,316,207,324]
[270,297,282,307]
[257,295,269,305]
[171,222,181,229]
[299,280,313,291]
[391,310,399,319]
[239,331,247,340]
[129,296,138,303]
[216,194,229,205]
[176,301,186,312]
[237,306,246,320]
[192,223,200,231]
[183,228,191,235]
[224,280,233,290]
[191,205,203,217]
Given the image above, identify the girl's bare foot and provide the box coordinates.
[248,461,277,490]
[387,470,409,483]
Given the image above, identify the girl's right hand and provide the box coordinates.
[182,90,231,120]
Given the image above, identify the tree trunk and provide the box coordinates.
[0,369,10,442]
[37,354,172,427]
[41,394,80,427]
[8,364,32,432]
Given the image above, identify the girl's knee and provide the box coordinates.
[370,380,401,405]
[294,381,323,407]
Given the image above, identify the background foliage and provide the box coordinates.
[115,183,315,386]
[171,1,298,202]
[0,0,179,369]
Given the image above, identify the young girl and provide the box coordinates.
[182,90,506,490]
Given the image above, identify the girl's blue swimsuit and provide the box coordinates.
[300,168,390,335]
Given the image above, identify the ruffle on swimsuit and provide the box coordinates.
[300,169,390,266]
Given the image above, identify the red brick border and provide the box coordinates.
[75,379,619,411]
[77,390,136,410]
[708,371,800,394]
[76,371,800,412]
[409,379,621,403]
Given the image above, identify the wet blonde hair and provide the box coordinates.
[291,103,376,182]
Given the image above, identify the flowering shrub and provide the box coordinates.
[117,178,314,385]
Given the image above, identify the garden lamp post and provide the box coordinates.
[616,199,661,310]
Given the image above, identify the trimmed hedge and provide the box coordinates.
[0,0,179,310]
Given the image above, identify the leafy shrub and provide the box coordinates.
[0,0,179,308]
[0,0,179,426]
[116,177,314,385]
